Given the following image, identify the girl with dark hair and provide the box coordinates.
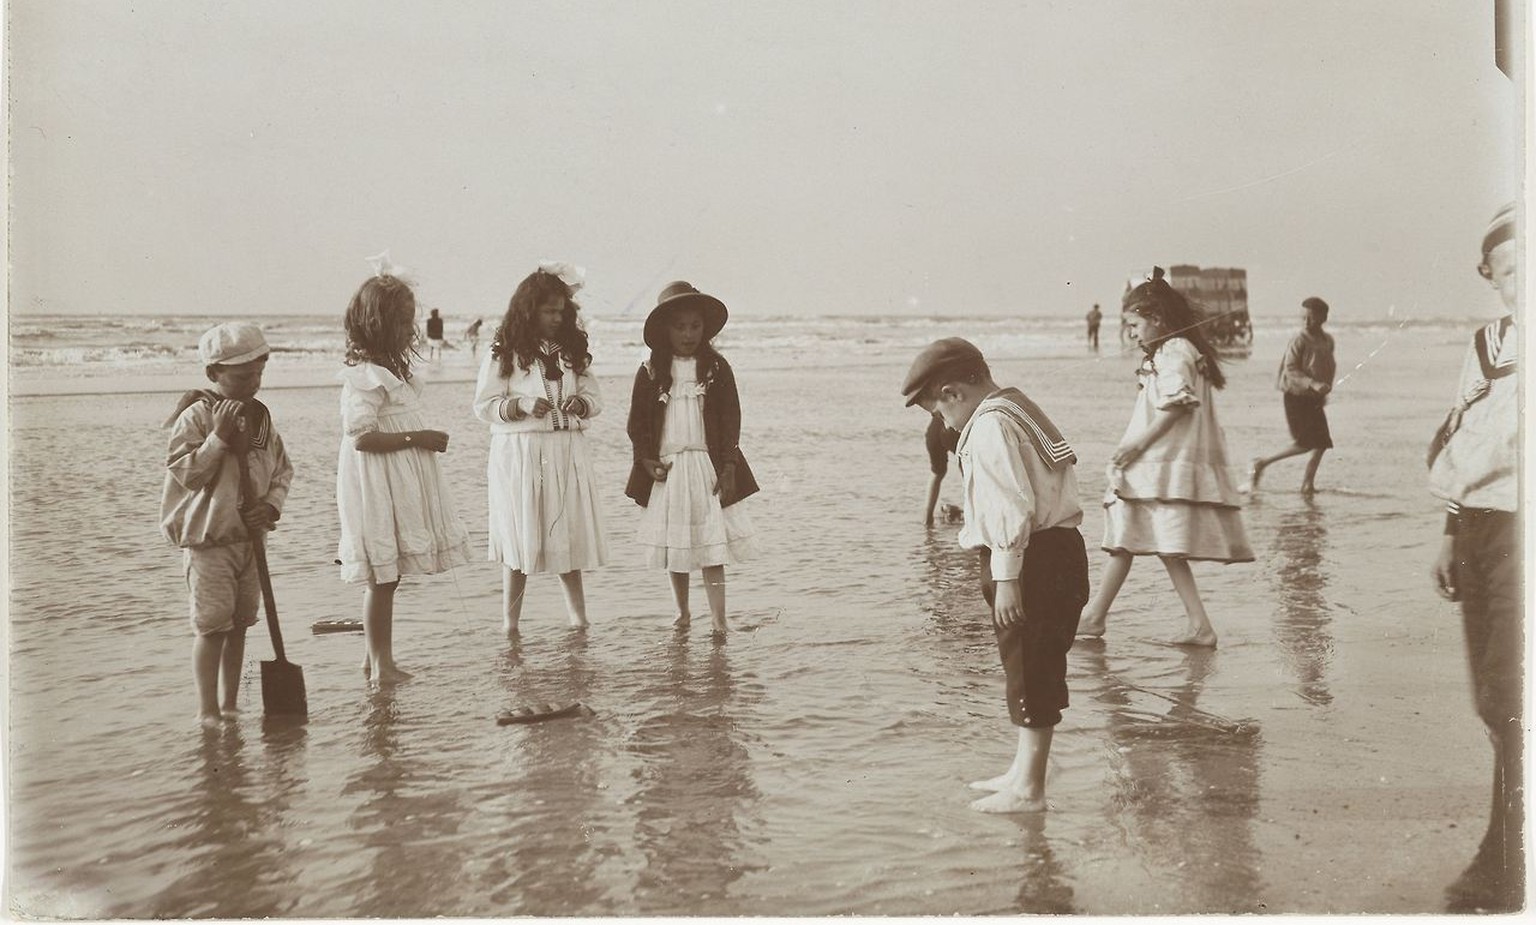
[473,262,608,634]
[337,262,473,682]
[625,281,760,638]
[1077,267,1251,647]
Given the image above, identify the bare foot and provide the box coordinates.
[969,789,1047,814]
[1076,612,1107,638]
[673,611,691,630]
[374,665,414,685]
[1300,482,1316,496]
[220,705,242,717]
[502,620,520,635]
[967,771,1019,793]
[568,617,590,631]
[1242,458,1263,494]
[1169,629,1218,647]
[196,713,226,730]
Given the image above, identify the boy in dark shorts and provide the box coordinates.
[903,338,1088,813]
[1247,296,1336,494]
[1429,203,1521,913]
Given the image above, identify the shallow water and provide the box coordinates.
[6,326,1500,916]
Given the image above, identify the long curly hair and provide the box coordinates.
[344,274,419,380]
[491,269,592,378]
[1123,268,1227,389]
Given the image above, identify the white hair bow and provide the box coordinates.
[538,260,586,293]
[365,250,409,279]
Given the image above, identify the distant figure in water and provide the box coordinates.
[922,410,959,527]
[337,263,473,682]
[1247,297,1336,494]
[1430,203,1521,914]
[1085,303,1103,351]
[465,317,483,358]
[160,323,293,728]
[1078,267,1252,647]
[425,308,445,362]
[903,337,1088,814]
[627,281,760,638]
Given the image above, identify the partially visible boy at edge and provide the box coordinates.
[902,337,1088,813]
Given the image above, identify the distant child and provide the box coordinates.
[922,411,959,527]
[337,268,473,682]
[465,317,484,358]
[1086,303,1103,351]
[626,281,760,638]
[1078,267,1252,647]
[1247,296,1337,494]
[161,323,293,727]
[902,337,1087,813]
[425,308,446,362]
[473,262,608,633]
[1429,203,1521,913]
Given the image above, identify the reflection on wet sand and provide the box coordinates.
[916,530,983,630]
[485,633,607,915]
[144,724,303,918]
[1268,500,1335,706]
[342,688,471,917]
[629,638,766,914]
[1080,643,1264,913]
[1009,814,1076,913]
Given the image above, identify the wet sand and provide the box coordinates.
[4,322,1514,915]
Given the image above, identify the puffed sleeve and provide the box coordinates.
[958,413,1036,579]
[573,366,603,418]
[165,403,229,491]
[1153,338,1201,410]
[472,351,516,424]
[337,364,398,436]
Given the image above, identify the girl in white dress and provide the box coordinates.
[1078,267,1252,647]
[625,281,760,638]
[336,264,473,683]
[473,263,608,633]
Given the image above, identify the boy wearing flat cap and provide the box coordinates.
[902,338,1087,813]
[1430,203,1522,912]
[161,322,293,728]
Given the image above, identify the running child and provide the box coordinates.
[337,263,473,683]
[1078,267,1252,647]
[625,281,760,638]
[473,261,608,633]
[1247,296,1337,494]
[161,322,293,727]
[902,337,1087,813]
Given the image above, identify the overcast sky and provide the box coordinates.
[7,0,1522,321]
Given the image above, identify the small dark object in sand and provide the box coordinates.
[496,702,594,726]
[312,619,365,634]
[940,503,964,524]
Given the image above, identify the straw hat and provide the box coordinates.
[643,281,729,349]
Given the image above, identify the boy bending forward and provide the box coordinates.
[903,338,1088,812]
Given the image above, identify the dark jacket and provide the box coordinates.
[625,354,759,508]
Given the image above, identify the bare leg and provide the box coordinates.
[219,626,247,713]
[559,570,588,629]
[364,579,412,683]
[193,632,227,727]
[669,571,691,628]
[970,727,1053,813]
[502,568,527,634]
[702,565,727,636]
[1078,553,1132,637]
[1300,448,1326,494]
[1246,444,1311,492]
[1160,556,1217,646]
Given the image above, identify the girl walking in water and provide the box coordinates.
[1078,268,1251,647]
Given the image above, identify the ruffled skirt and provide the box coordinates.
[636,448,759,571]
[487,430,609,574]
[1101,497,1253,563]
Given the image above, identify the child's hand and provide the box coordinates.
[714,466,736,500]
[241,502,279,533]
[211,399,246,443]
[992,580,1026,627]
[559,396,588,418]
[1432,536,1459,601]
[1111,441,1144,468]
[643,458,672,482]
[414,430,451,453]
[1314,382,1332,396]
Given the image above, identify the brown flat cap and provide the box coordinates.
[901,337,984,406]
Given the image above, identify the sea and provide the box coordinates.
[4,309,1510,916]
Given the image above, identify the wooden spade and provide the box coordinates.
[495,702,593,726]
[238,451,307,717]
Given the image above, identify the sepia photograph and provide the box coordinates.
[4,0,1528,917]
